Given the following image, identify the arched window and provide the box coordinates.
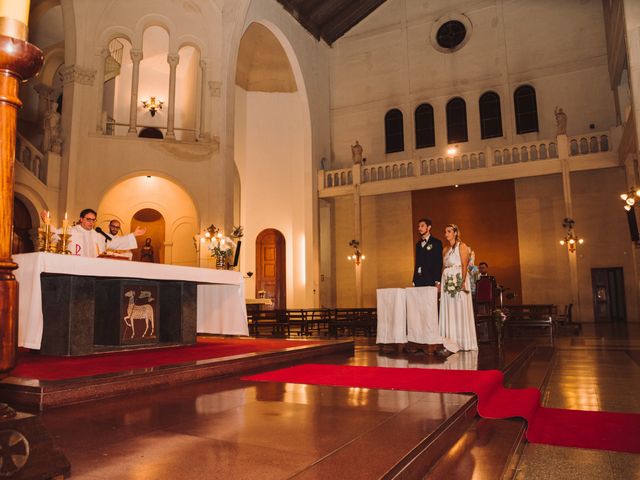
[514,85,539,134]
[415,103,435,149]
[139,127,163,139]
[446,97,468,144]
[385,109,404,153]
[479,91,503,139]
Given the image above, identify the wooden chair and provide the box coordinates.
[475,276,496,315]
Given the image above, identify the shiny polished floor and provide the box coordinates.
[513,323,640,480]
[37,324,640,479]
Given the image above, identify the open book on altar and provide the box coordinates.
[99,249,133,260]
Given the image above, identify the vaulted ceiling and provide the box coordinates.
[276,0,387,45]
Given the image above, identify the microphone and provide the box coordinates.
[95,227,112,241]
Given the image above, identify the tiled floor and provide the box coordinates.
[514,324,640,480]
[34,324,640,479]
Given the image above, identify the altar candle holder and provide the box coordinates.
[58,230,72,255]
[38,223,52,252]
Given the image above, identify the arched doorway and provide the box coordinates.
[256,229,286,309]
[12,197,35,254]
[130,209,165,263]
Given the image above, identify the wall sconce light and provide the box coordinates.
[141,96,164,116]
[347,239,365,265]
[620,187,640,211]
[559,217,584,253]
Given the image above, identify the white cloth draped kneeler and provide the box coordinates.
[405,286,460,353]
[406,287,439,344]
[376,288,407,344]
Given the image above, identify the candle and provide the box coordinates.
[62,212,68,230]
[44,210,50,225]
[0,0,31,40]
[0,1,30,25]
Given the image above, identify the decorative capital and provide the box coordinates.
[167,53,180,67]
[208,80,221,97]
[59,65,97,86]
[199,59,207,69]
[130,49,143,63]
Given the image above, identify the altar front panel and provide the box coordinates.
[14,253,248,352]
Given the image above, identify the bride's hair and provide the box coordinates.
[446,224,461,250]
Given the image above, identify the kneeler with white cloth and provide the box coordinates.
[377,287,459,352]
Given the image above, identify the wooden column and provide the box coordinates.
[0,8,71,478]
[0,34,42,375]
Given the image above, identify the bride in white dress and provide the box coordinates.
[439,224,478,351]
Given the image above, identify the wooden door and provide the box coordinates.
[256,229,286,309]
[591,267,626,322]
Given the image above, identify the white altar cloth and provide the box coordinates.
[376,288,407,344]
[406,287,440,344]
[14,252,248,350]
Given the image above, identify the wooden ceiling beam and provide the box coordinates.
[320,0,387,44]
[277,0,388,45]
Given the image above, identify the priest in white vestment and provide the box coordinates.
[43,209,145,258]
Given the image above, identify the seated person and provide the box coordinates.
[478,262,496,283]
[41,209,145,257]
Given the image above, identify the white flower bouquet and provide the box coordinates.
[444,273,463,298]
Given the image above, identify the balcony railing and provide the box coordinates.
[319,132,614,192]
[568,132,609,156]
[16,133,46,184]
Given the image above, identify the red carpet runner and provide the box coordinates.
[12,338,322,381]
[243,364,640,454]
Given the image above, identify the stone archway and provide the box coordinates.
[234,20,313,308]
[98,175,198,266]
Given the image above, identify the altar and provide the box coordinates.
[14,253,249,355]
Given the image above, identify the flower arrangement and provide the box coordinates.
[206,224,243,268]
[444,273,463,298]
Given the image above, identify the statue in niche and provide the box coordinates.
[554,107,567,136]
[140,238,155,263]
[43,102,63,153]
[351,140,363,164]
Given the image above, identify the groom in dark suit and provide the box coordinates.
[408,218,443,355]
[413,218,443,287]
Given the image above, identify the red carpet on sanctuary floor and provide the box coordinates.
[11,338,323,381]
[242,363,640,454]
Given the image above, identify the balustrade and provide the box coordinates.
[569,132,609,156]
[16,133,46,184]
[320,131,615,191]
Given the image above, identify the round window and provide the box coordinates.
[436,21,466,50]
